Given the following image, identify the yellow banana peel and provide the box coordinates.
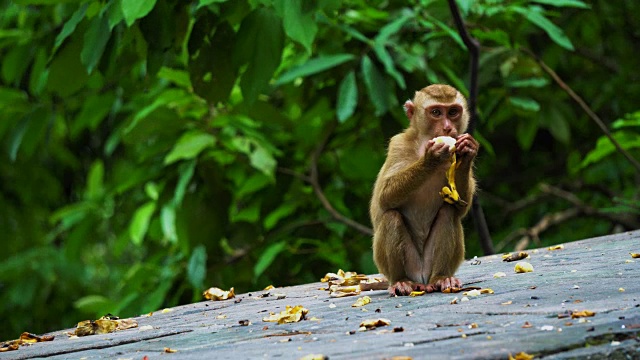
[439,147,467,207]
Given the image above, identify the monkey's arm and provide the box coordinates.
[376,159,428,210]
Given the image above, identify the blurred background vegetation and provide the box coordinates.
[1,0,639,340]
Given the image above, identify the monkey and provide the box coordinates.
[370,84,479,296]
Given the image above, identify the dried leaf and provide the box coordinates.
[631,253,640,258]
[164,347,177,353]
[116,319,138,331]
[548,245,564,251]
[264,285,275,290]
[442,286,481,293]
[503,251,529,262]
[480,288,494,294]
[450,297,459,304]
[409,291,425,297]
[262,305,309,324]
[493,272,507,278]
[329,285,361,298]
[571,310,596,319]
[359,318,391,330]
[299,354,328,360]
[619,288,625,292]
[509,352,534,360]
[352,296,371,307]
[515,262,534,273]
[502,301,513,305]
[203,287,235,301]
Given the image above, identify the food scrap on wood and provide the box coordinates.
[262,305,308,324]
[0,332,54,352]
[203,287,235,301]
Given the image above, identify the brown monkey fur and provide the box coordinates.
[370,84,479,296]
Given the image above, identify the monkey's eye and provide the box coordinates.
[430,108,442,117]
[448,108,459,117]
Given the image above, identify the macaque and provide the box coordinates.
[370,84,479,296]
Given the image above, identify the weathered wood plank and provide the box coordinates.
[2,230,639,359]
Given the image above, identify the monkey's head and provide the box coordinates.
[403,84,469,138]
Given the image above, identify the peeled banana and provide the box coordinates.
[434,136,467,207]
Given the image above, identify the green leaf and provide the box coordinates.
[275,54,355,85]
[161,204,177,243]
[264,203,298,231]
[234,8,284,103]
[164,130,217,165]
[375,13,412,44]
[336,70,358,123]
[8,115,30,162]
[254,241,287,278]
[158,67,192,90]
[53,3,88,55]
[516,119,539,150]
[231,200,261,223]
[189,21,237,103]
[506,78,550,88]
[121,0,157,27]
[530,0,590,9]
[612,112,640,129]
[129,201,156,246]
[72,93,116,138]
[174,160,196,207]
[236,172,271,198]
[373,43,406,89]
[85,160,104,201]
[509,96,541,112]
[198,0,227,8]
[580,131,640,168]
[81,13,111,74]
[361,55,389,116]
[187,245,207,290]
[274,0,318,53]
[48,35,89,96]
[514,7,574,51]
[249,144,277,177]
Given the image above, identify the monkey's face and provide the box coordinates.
[420,103,464,138]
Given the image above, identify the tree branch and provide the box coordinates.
[308,126,374,236]
[448,0,494,255]
[524,49,640,173]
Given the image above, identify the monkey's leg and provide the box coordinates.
[424,207,465,292]
[373,210,424,296]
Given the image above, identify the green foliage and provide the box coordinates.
[1,0,639,340]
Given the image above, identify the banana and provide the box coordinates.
[435,137,467,207]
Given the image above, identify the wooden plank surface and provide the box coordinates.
[2,230,639,359]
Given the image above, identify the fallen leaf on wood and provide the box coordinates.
[203,287,235,301]
[299,354,328,360]
[463,289,481,297]
[359,318,391,330]
[514,262,534,273]
[502,301,513,305]
[493,272,507,278]
[442,286,481,293]
[509,352,534,360]
[548,245,564,251]
[264,285,275,290]
[502,252,529,262]
[571,310,595,319]
[0,332,55,352]
[352,296,371,307]
[409,291,425,297]
[164,347,177,353]
[631,253,640,258]
[450,297,459,304]
[263,305,308,324]
[480,288,494,294]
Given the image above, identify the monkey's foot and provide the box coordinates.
[426,277,462,293]
[388,281,416,296]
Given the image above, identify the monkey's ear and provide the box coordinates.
[403,100,414,120]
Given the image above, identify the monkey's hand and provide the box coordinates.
[455,134,479,165]
[423,139,453,166]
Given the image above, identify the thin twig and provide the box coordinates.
[524,49,640,173]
